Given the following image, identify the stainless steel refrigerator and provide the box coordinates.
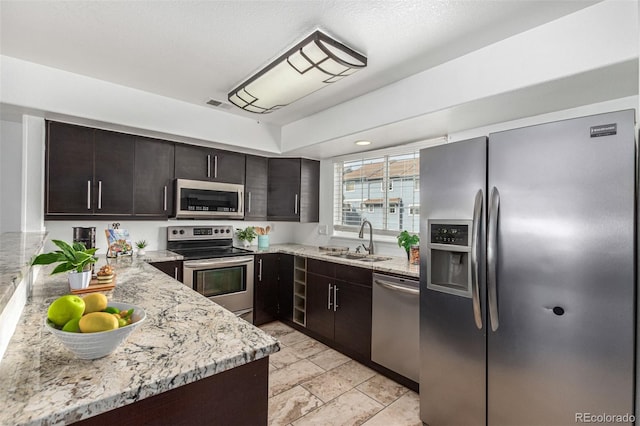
[419,110,636,426]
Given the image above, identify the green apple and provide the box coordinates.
[48,295,85,327]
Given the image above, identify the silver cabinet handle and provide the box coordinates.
[207,154,211,178]
[87,180,91,210]
[258,258,263,282]
[248,192,252,213]
[487,186,500,331]
[471,189,484,330]
[214,155,218,178]
[97,181,103,209]
[163,185,168,211]
[294,194,299,215]
[333,285,339,311]
[374,279,419,296]
[174,267,178,280]
[327,283,333,310]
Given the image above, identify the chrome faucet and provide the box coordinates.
[358,219,374,255]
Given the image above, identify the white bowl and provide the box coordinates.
[45,302,146,360]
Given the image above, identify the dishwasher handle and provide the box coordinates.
[374,278,419,296]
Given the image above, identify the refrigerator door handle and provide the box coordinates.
[487,186,500,331]
[471,189,483,330]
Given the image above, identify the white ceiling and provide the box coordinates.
[0,0,601,127]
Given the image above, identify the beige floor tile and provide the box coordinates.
[269,363,279,373]
[260,321,296,336]
[302,360,377,403]
[356,374,409,406]
[278,329,312,347]
[271,346,305,369]
[268,385,324,426]
[361,391,421,426]
[289,338,329,359]
[308,348,351,370]
[269,359,325,398]
[291,389,383,426]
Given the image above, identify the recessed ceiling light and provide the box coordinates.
[355,140,371,146]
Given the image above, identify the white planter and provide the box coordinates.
[242,240,251,248]
[137,249,146,256]
[68,270,92,290]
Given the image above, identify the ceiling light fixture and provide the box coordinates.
[355,140,371,146]
[228,30,367,114]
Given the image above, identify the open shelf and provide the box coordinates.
[293,256,307,327]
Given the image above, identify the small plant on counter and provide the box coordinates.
[31,240,98,274]
[397,230,419,259]
[236,226,257,245]
[135,240,148,249]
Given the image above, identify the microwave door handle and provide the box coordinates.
[239,191,243,213]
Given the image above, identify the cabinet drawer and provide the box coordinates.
[307,259,336,277]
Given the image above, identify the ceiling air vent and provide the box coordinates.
[206,99,233,110]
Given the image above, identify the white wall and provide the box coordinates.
[0,119,23,232]
[22,116,45,232]
[295,96,639,258]
[43,219,297,253]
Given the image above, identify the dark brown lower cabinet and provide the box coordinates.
[305,260,372,359]
[254,253,279,326]
[75,357,268,426]
[149,260,183,283]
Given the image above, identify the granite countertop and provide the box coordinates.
[0,253,279,426]
[253,244,420,278]
[0,232,48,314]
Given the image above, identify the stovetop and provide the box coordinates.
[166,225,253,260]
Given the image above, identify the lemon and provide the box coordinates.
[83,293,108,314]
[62,317,81,333]
[79,312,119,333]
[48,295,85,327]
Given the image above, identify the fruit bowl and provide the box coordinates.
[45,302,146,360]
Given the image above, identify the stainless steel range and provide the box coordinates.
[167,225,254,323]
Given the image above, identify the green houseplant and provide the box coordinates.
[236,226,257,247]
[135,240,148,256]
[397,231,419,260]
[32,240,98,289]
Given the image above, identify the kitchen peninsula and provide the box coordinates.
[0,250,279,425]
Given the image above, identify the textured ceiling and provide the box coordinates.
[0,0,600,126]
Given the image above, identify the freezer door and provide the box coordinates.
[487,110,636,425]
[420,137,487,426]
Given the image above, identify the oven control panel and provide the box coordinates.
[168,225,234,241]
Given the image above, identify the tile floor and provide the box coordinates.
[259,321,421,426]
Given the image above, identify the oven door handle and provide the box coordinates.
[184,257,253,269]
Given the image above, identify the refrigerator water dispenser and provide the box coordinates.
[427,220,472,298]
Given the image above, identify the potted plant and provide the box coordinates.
[31,240,98,290]
[397,230,420,260]
[236,226,257,248]
[135,240,148,256]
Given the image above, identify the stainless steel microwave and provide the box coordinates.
[173,179,244,219]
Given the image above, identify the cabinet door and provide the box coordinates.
[277,254,294,321]
[333,280,372,358]
[267,158,301,220]
[149,260,183,282]
[175,144,210,180]
[212,149,245,184]
[300,159,320,223]
[134,137,175,217]
[94,129,135,215]
[245,155,268,220]
[254,253,279,325]
[46,121,95,215]
[306,272,335,341]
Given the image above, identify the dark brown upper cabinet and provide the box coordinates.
[244,155,268,220]
[174,144,245,184]
[46,122,134,217]
[267,158,319,222]
[134,137,175,218]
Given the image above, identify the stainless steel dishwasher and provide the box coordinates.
[371,272,420,382]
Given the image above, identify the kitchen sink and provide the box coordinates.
[324,252,392,262]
